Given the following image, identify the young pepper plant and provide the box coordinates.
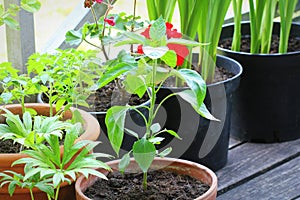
[104,17,218,190]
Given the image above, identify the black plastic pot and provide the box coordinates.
[218,22,300,143]
[154,55,242,171]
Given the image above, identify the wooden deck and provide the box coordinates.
[216,136,300,199]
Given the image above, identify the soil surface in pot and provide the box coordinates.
[84,170,210,200]
[0,139,23,153]
[219,35,300,53]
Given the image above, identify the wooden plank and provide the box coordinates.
[217,155,300,199]
[229,137,244,149]
[4,0,35,73]
[216,138,300,193]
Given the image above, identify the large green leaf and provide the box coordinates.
[105,106,130,155]
[149,16,166,41]
[132,138,156,173]
[175,69,206,106]
[65,30,82,46]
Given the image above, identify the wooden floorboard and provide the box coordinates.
[216,138,300,193]
[217,155,300,200]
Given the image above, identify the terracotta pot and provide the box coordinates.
[0,103,100,200]
[75,157,218,200]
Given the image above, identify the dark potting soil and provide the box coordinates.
[0,139,23,153]
[84,170,210,200]
[87,81,149,112]
[219,35,300,53]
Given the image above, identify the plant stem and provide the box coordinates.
[54,185,60,200]
[143,172,147,190]
[146,59,157,138]
[30,189,34,200]
[130,0,137,53]
[49,83,53,117]
[232,0,243,51]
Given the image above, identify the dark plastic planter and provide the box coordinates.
[154,55,242,171]
[218,22,300,143]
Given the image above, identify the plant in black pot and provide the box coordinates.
[65,0,153,157]
[218,0,300,142]
[75,16,218,200]
[145,0,243,171]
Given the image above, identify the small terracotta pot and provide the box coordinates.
[75,157,218,200]
[0,103,100,200]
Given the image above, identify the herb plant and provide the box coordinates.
[0,108,71,151]
[104,17,217,190]
[0,120,111,200]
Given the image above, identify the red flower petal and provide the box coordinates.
[167,43,189,66]
[95,0,103,3]
[166,22,173,30]
[137,45,144,54]
[141,27,150,39]
[104,17,115,26]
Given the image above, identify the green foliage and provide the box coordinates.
[0,0,41,29]
[104,17,215,190]
[146,0,177,23]
[27,49,102,115]
[0,108,71,151]
[0,123,110,200]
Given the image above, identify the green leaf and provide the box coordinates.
[149,137,164,144]
[123,74,147,98]
[132,138,156,173]
[21,0,41,13]
[161,50,177,68]
[176,90,218,121]
[122,31,147,44]
[176,69,206,106]
[105,106,130,155]
[150,123,161,134]
[149,16,166,41]
[55,98,66,112]
[22,112,32,131]
[158,147,172,157]
[119,152,130,174]
[164,129,182,140]
[167,38,201,47]
[125,128,139,139]
[3,17,19,30]
[35,183,54,198]
[65,30,82,46]
[143,46,168,59]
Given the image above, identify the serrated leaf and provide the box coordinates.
[132,138,156,173]
[149,16,166,41]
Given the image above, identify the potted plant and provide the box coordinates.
[0,61,101,198]
[64,0,153,158]
[0,113,110,200]
[218,0,300,142]
[75,16,218,200]
[145,0,243,171]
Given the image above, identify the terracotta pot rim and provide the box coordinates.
[75,157,218,200]
[0,103,100,157]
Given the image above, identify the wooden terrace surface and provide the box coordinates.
[216,136,300,200]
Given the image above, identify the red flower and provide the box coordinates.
[137,45,144,54]
[95,0,103,3]
[138,22,189,66]
[104,17,115,26]
[84,0,103,8]
[167,44,189,66]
